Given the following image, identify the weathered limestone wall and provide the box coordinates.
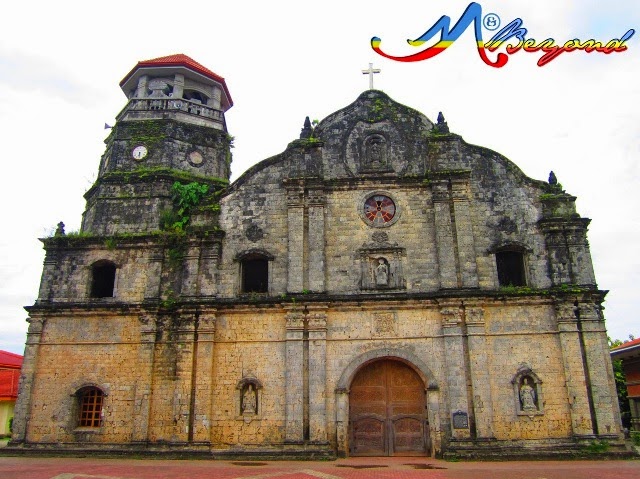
[483,301,573,439]
[14,299,617,450]
[218,174,289,296]
[23,315,141,444]
[209,308,287,446]
[37,247,151,303]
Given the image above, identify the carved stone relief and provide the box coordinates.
[245,223,264,242]
[371,231,389,244]
[373,312,396,336]
[363,135,388,171]
[360,252,405,290]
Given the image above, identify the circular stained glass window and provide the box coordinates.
[364,195,396,226]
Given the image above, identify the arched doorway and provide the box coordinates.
[349,359,429,456]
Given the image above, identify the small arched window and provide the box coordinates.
[90,261,116,298]
[77,386,104,427]
[496,250,526,287]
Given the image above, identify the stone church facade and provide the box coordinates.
[11,55,622,458]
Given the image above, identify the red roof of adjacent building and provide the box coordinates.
[611,337,640,361]
[0,370,20,400]
[0,350,22,401]
[611,337,640,352]
[0,350,22,369]
[119,54,233,107]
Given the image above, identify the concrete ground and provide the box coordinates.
[0,456,639,479]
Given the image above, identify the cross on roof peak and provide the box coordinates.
[362,63,381,90]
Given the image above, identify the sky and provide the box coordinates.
[0,0,638,354]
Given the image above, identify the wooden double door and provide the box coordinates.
[349,359,430,456]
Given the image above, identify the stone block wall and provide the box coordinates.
[23,314,141,444]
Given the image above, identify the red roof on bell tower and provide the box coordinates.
[120,54,233,108]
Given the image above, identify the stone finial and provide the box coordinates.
[548,171,557,185]
[434,111,449,134]
[54,222,66,236]
[300,116,313,139]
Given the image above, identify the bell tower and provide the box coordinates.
[81,54,233,235]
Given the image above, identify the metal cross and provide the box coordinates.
[362,63,381,90]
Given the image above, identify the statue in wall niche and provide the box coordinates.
[519,377,537,411]
[375,258,389,286]
[364,136,387,170]
[370,141,382,162]
[242,384,257,414]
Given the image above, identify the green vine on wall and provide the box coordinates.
[167,181,209,232]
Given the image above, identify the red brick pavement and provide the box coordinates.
[0,456,638,479]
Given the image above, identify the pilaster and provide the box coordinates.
[37,249,59,301]
[10,317,45,444]
[565,225,597,286]
[198,241,221,297]
[451,178,478,288]
[335,389,349,457]
[439,300,470,439]
[284,305,305,442]
[432,181,458,288]
[181,243,201,296]
[132,313,157,443]
[144,249,164,300]
[426,385,443,456]
[307,188,326,292]
[464,301,494,439]
[577,300,622,437]
[307,304,328,443]
[286,182,305,293]
[555,301,594,436]
[171,314,196,443]
[192,312,216,443]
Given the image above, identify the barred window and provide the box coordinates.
[78,387,104,427]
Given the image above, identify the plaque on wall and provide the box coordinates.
[452,410,469,429]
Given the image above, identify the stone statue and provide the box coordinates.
[375,259,389,286]
[370,142,381,161]
[242,384,257,414]
[519,377,537,411]
[366,137,385,168]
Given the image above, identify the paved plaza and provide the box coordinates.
[0,456,639,479]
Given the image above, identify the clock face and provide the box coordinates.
[132,145,148,161]
[364,195,396,226]
[188,150,204,166]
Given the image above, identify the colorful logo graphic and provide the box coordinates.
[371,2,635,67]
